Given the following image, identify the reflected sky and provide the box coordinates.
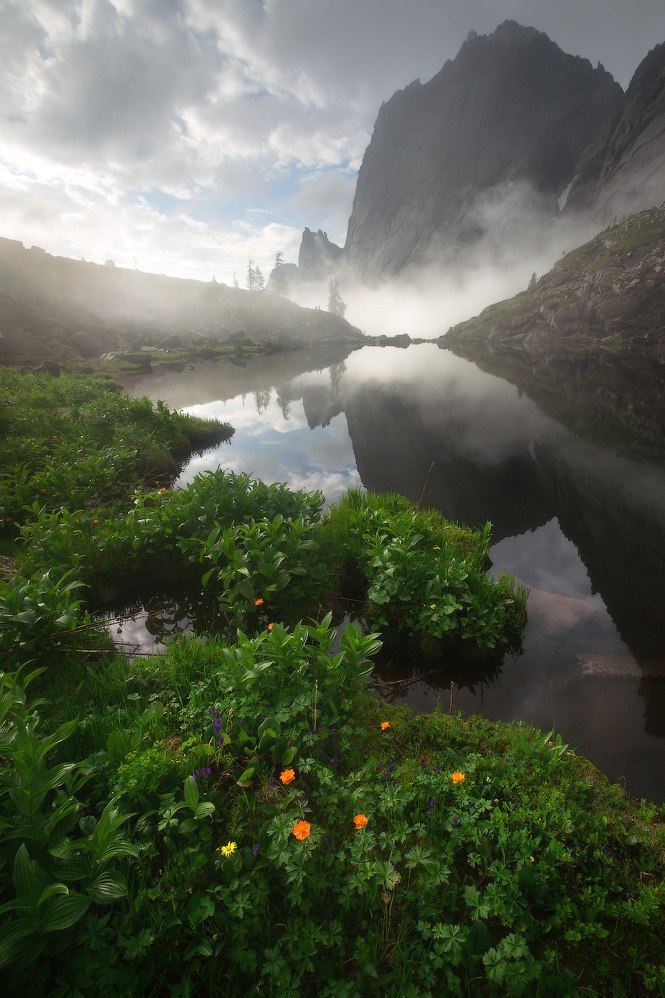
[123,344,665,801]
[177,390,361,502]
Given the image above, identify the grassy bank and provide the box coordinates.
[0,369,663,995]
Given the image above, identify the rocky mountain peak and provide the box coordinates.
[344,21,623,280]
[566,41,665,221]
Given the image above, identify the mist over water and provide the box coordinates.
[289,183,600,336]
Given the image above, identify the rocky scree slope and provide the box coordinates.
[442,206,665,459]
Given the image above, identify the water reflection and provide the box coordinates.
[124,344,665,801]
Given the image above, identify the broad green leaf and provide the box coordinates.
[88,872,128,903]
[183,775,199,810]
[40,892,91,932]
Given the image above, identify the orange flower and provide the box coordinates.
[353,813,368,829]
[158,487,166,493]
[292,820,311,841]
[255,597,264,606]
[380,721,390,731]
[450,771,465,784]
[267,622,274,631]
[280,768,296,785]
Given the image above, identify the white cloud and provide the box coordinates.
[0,0,663,281]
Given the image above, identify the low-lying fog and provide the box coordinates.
[290,184,600,337]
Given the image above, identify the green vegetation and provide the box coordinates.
[0,369,663,995]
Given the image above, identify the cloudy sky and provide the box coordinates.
[2,0,664,285]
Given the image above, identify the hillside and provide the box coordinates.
[442,206,665,459]
[0,238,364,367]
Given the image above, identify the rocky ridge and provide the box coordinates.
[442,205,665,459]
[567,42,665,222]
[343,20,622,280]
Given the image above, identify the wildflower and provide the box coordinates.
[218,841,237,857]
[193,769,200,779]
[353,813,368,829]
[255,597,264,606]
[292,820,311,841]
[52,434,59,439]
[529,856,535,863]
[217,736,225,747]
[380,721,390,731]
[433,545,440,551]
[429,603,436,609]
[450,771,465,784]
[252,843,260,858]
[267,622,274,631]
[280,768,296,785]
[451,815,460,827]
[202,767,211,778]
[158,487,166,493]
[601,844,613,857]
[213,716,222,732]
[91,518,100,525]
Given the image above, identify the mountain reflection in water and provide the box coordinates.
[125,344,665,801]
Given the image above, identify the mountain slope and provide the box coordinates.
[344,21,622,280]
[0,238,363,366]
[443,206,665,459]
[566,42,665,222]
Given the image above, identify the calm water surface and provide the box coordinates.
[125,344,665,801]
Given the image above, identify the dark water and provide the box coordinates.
[124,344,665,802]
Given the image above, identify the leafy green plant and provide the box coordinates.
[0,568,89,666]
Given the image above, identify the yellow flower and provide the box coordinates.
[255,597,264,606]
[292,820,311,841]
[91,518,100,525]
[353,813,368,829]
[433,545,440,551]
[450,771,465,784]
[380,721,390,731]
[267,622,274,631]
[430,603,436,609]
[530,856,535,863]
[280,768,296,785]
[218,841,237,857]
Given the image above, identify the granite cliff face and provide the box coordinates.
[443,206,665,459]
[566,42,665,222]
[344,21,622,280]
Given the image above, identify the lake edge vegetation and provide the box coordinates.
[0,368,663,995]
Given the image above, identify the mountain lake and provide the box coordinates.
[118,342,665,803]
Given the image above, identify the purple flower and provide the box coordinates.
[451,815,460,827]
[269,778,278,789]
[202,767,211,778]
[217,735,225,746]
[192,769,200,779]
[601,844,613,857]
[434,764,442,773]
[252,843,260,858]
[213,717,223,732]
